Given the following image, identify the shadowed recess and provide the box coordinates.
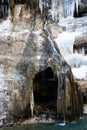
[33,67,58,116]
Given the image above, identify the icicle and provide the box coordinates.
[78,0,81,4]
[17,5,21,18]
[51,0,55,21]
[30,91,34,117]
[75,0,81,16]
[79,47,85,56]
[8,8,11,20]
[75,0,79,15]
[2,0,4,3]
[72,0,75,17]
[50,0,59,21]
[82,47,85,56]
[64,0,74,17]
[64,0,80,18]
[39,0,43,14]
[59,0,64,19]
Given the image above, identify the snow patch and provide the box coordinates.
[81,56,87,65]
[0,18,11,31]
[66,54,83,67]
[56,15,87,80]
[56,31,80,57]
[72,65,87,80]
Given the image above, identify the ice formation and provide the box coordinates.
[51,0,59,21]
[64,0,81,17]
[0,0,81,20]
[30,91,34,117]
[39,0,43,14]
[38,0,81,20]
[44,20,57,53]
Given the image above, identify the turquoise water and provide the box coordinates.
[0,117,87,130]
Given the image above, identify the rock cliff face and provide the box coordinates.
[0,0,84,125]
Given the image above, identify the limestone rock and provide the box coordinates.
[0,3,83,125]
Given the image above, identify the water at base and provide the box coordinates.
[0,117,87,130]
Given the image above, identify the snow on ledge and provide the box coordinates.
[72,65,87,80]
[0,18,11,31]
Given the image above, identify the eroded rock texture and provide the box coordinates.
[0,2,83,125]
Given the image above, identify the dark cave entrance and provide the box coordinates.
[33,67,58,119]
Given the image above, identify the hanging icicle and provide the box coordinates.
[0,0,82,20]
[39,0,43,14]
[64,0,81,18]
[51,0,55,21]
[30,91,34,117]
[75,0,79,15]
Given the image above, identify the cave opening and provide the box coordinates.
[33,67,58,119]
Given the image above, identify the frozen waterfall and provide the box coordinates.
[38,0,81,20]
[0,0,81,20]
[64,0,81,17]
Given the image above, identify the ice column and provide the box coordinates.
[30,91,34,117]
[59,0,64,19]
[39,0,43,14]
[51,0,56,21]
[64,0,81,17]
